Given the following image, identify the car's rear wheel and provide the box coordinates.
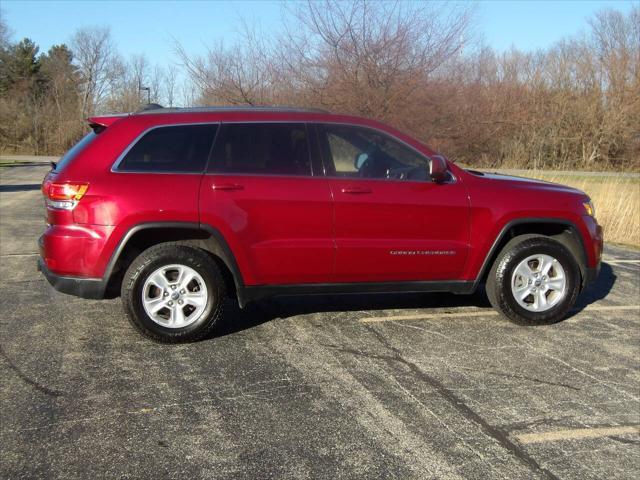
[486,235,581,325]
[121,244,225,343]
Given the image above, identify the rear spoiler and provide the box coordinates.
[87,114,127,133]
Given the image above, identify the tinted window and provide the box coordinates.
[210,123,312,176]
[320,125,430,181]
[118,124,217,172]
[56,132,98,172]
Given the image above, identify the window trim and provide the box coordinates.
[206,121,316,177]
[110,119,454,183]
[111,122,221,174]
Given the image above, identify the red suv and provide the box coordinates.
[39,106,603,342]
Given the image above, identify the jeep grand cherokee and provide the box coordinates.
[39,106,603,342]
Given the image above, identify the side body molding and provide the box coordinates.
[101,217,592,307]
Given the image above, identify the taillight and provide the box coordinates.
[45,183,89,210]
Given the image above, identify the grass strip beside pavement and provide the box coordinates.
[526,171,640,248]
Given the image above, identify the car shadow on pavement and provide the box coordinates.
[568,262,617,315]
[212,263,617,339]
[0,183,41,192]
[213,290,491,339]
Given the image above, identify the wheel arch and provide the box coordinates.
[475,218,588,289]
[103,222,246,304]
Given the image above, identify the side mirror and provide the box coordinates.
[429,155,448,184]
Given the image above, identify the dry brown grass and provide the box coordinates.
[525,172,640,248]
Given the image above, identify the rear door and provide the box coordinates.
[199,123,334,285]
[100,123,216,229]
[317,123,470,282]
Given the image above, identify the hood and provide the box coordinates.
[467,170,586,197]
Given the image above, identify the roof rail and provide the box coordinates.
[134,105,331,115]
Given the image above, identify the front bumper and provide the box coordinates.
[38,256,106,299]
[582,222,603,288]
[584,262,601,288]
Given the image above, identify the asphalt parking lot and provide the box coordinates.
[1,163,639,479]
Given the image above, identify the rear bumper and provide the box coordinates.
[38,256,106,299]
[39,224,113,278]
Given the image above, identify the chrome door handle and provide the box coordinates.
[341,186,372,194]
[212,183,244,191]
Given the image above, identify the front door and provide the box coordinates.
[316,123,469,283]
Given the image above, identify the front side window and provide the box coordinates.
[319,124,430,181]
[209,123,312,176]
[118,124,217,173]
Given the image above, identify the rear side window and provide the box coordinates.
[117,124,217,173]
[209,123,312,176]
[55,132,98,172]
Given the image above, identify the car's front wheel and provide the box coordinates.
[486,234,581,325]
[121,244,226,343]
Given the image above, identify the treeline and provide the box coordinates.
[0,25,177,155]
[1,1,638,170]
[0,39,81,155]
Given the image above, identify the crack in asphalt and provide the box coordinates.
[351,325,562,480]
[518,339,640,402]
[498,417,578,433]
[0,345,64,397]
[609,435,640,445]
[458,367,582,391]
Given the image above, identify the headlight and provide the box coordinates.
[583,200,596,217]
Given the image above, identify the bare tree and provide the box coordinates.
[0,11,10,51]
[280,0,472,116]
[71,26,116,117]
[176,19,275,106]
[164,65,178,107]
[149,64,163,103]
[104,53,166,112]
[177,0,472,138]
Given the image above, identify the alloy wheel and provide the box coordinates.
[141,264,209,328]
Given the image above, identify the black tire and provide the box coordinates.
[121,244,226,343]
[486,234,581,325]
